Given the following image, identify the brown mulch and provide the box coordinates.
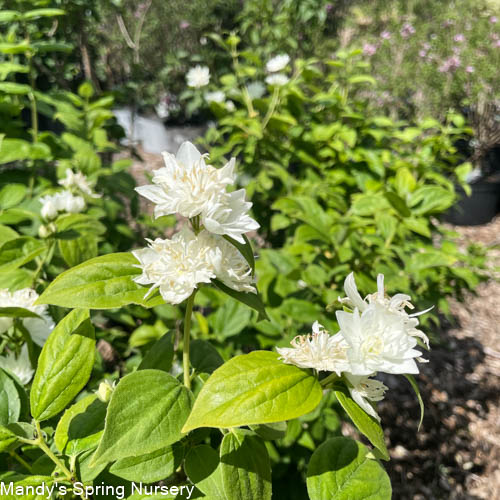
[380,216,500,500]
[129,148,500,499]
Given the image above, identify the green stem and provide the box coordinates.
[262,87,280,130]
[183,291,197,390]
[320,372,340,388]
[34,421,73,481]
[9,450,33,473]
[32,239,55,286]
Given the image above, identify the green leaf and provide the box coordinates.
[0,82,31,95]
[182,351,322,432]
[0,369,20,425]
[348,75,377,85]
[250,421,287,441]
[0,11,21,23]
[0,476,54,500]
[109,443,183,483]
[210,299,251,338]
[212,279,268,321]
[59,235,98,267]
[220,429,272,500]
[91,369,193,466]
[190,340,224,374]
[22,8,66,20]
[30,309,95,421]
[404,375,424,431]
[384,191,411,217]
[0,139,31,164]
[0,425,18,452]
[334,390,389,460]
[185,445,225,498]
[0,237,46,273]
[138,332,174,372]
[54,394,106,455]
[36,253,164,309]
[0,224,18,243]
[0,184,26,209]
[307,437,391,500]
[0,307,41,319]
[223,234,256,275]
[78,81,94,99]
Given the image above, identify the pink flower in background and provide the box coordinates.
[439,55,461,73]
[454,34,465,42]
[179,20,190,29]
[362,43,377,56]
[325,3,333,12]
[465,65,475,73]
[418,49,427,58]
[422,42,431,50]
[495,40,500,48]
[380,30,392,40]
[490,16,498,24]
[400,22,416,38]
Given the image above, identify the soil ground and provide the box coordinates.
[130,147,500,500]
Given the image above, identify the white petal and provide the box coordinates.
[176,141,202,167]
[343,273,367,311]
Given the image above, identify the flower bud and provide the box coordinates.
[96,380,115,403]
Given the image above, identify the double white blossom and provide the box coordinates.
[0,288,54,347]
[265,73,289,86]
[204,90,225,104]
[40,190,85,220]
[277,273,431,421]
[345,373,388,422]
[136,141,258,243]
[186,65,210,88]
[266,54,290,73]
[0,345,34,385]
[277,321,350,375]
[132,228,255,305]
[59,168,100,198]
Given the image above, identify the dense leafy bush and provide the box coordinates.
[203,41,488,343]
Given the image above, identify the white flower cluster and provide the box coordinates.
[186,65,210,88]
[39,190,85,220]
[277,273,431,421]
[204,91,235,112]
[59,168,100,198]
[39,169,100,220]
[0,288,54,348]
[134,142,258,305]
[265,53,290,86]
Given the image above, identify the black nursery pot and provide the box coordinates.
[444,181,500,226]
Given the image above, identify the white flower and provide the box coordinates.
[39,190,85,220]
[40,199,58,220]
[136,141,235,219]
[136,142,259,241]
[132,229,255,304]
[344,373,387,422]
[225,100,235,112]
[59,169,100,198]
[0,288,54,347]
[202,190,259,244]
[336,304,423,375]
[246,81,266,99]
[132,228,216,305]
[0,345,34,385]
[277,321,350,374]
[204,90,225,103]
[266,54,290,73]
[186,65,210,88]
[265,73,289,86]
[339,273,431,348]
[207,234,256,294]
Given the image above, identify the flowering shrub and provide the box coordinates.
[343,0,500,119]
[1,139,430,498]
